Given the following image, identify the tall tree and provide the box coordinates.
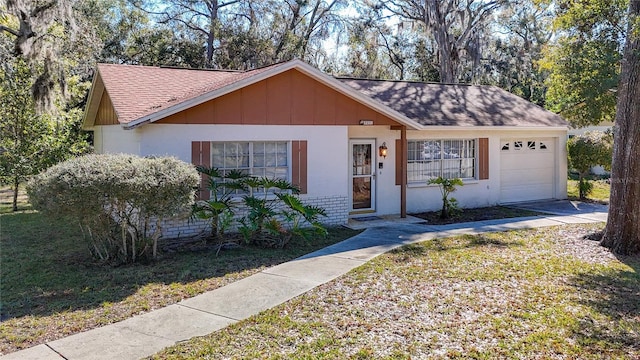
[541,0,627,127]
[480,2,552,105]
[601,0,640,255]
[0,57,88,211]
[377,0,508,83]
[270,0,345,63]
[133,0,242,68]
[0,0,79,110]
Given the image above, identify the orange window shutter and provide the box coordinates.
[478,138,489,180]
[291,140,308,194]
[191,141,211,200]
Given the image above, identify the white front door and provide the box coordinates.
[350,139,376,212]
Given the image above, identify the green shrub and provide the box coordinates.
[26,154,199,263]
[192,166,250,244]
[428,176,464,219]
[190,168,328,250]
[238,177,327,248]
[567,131,613,199]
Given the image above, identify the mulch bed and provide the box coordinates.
[411,205,543,225]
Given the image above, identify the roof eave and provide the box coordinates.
[122,59,421,130]
[410,125,569,131]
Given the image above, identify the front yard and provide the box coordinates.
[567,179,611,203]
[152,223,640,359]
[3,181,637,358]
[0,203,358,355]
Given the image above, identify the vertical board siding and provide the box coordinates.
[241,81,268,124]
[157,69,401,127]
[478,137,489,180]
[267,72,291,124]
[95,91,119,125]
[213,91,242,123]
[291,140,308,194]
[291,71,316,125]
[314,82,337,125]
[191,141,211,200]
[184,101,213,124]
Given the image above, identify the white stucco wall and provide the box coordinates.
[92,125,142,154]
[94,123,567,221]
[138,124,349,200]
[349,127,567,215]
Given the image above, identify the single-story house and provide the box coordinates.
[83,59,568,235]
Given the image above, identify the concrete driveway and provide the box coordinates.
[508,199,609,216]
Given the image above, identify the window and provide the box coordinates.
[514,141,523,150]
[502,140,549,152]
[407,139,476,182]
[211,141,288,195]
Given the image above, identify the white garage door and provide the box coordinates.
[500,138,555,203]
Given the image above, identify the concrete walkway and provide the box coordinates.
[3,205,608,360]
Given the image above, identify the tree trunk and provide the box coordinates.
[205,0,219,68]
[424,0,456,83]
[12,177,19,212]
[601,0,640,255]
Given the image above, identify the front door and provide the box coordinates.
[350,139,376,213]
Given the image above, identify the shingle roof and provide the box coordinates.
[97,62,284,124]
[338,78,568,127]
[91,61,567,128]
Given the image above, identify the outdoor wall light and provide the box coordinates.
[379,142,388,158]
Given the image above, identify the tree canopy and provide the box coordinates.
[541,0,628,127]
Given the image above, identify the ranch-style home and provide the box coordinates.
[83,59,568,234]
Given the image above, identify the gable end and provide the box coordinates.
[95,91,119,125]
[157,69,402,127]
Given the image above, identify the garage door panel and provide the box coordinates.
[500,138,555,203]
[501,155,554,169]
[500,184,553,203]
[501,169,554,185]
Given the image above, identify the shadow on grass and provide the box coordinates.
[392,234,523,256]
[0,211,357,322]
[569,254,640,350]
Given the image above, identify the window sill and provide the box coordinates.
[406,179,479,188]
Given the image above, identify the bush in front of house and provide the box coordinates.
[192,166,251,244]
[193,167,328,251]
[238,177,327,248]
[26,154,199,263]
[567,131,613,200]
[428,176,464,219]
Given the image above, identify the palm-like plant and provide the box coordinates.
[428,176,464,219]
[192,166,249,240]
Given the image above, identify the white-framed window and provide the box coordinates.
[211,141,288,195]
[407,139,476,182]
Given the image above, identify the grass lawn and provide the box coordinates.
[567,179,611,203]
[0,185,31,213]
[0,194,359,355]
[152,223,640,359]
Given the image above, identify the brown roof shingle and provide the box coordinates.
[97,63,284,124]
[92,60,567,128]
[338,78,568,127]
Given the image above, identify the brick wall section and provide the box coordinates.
[160,195,350,240]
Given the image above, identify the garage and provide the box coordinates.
[500,138,556,203]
